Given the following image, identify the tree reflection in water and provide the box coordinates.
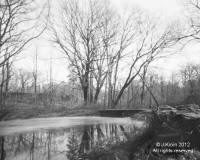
[67,123,141,160]
[0,122,143,160]
[0,137,5,160]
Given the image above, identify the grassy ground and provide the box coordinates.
[0,103,104,121]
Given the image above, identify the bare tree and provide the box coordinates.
[0,49,13,106]
[91,4,118,103]
[180,64,200,104]
[18,69,32,93]
[0,0,49,107]
[109,15,180,107]
[51,0,118,104]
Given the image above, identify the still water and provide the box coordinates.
[0,116,146,160]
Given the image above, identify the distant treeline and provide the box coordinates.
[1,63,200,109]
[3,91,79,106]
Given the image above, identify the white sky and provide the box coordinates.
[14,0,200,83]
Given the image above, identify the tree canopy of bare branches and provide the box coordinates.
[50,0,117,103]
[0,0,49,67]
[51,0,182,107]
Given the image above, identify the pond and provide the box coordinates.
[0,116,146,160]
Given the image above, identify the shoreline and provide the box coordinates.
[0,105,101,121]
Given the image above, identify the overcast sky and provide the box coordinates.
[14,0,200,83]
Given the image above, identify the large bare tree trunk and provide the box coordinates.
[83,86,88,104]
[89,73,93,103]
[94,88,100,103]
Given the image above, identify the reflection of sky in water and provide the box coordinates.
[0,116,144,136]
[0,118,146,160]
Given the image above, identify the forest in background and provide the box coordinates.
[2,63,200,109]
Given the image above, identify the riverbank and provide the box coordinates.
[0,103,102,121]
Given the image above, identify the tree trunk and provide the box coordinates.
[94,88,100,103]
[107,72,113,108]
[83,86,88,104]
[89,73,93,103]
[104,78,108,107]
[140,81,145,105]
[111,81,130,108]
[0,137,5,160]
[0,64,5,108]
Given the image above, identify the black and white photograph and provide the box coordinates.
[0,0,200,159]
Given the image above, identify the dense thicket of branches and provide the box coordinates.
[117,64,200,108]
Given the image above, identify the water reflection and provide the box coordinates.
[0,122,143,160]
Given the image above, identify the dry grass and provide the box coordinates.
[0,102,104,121]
